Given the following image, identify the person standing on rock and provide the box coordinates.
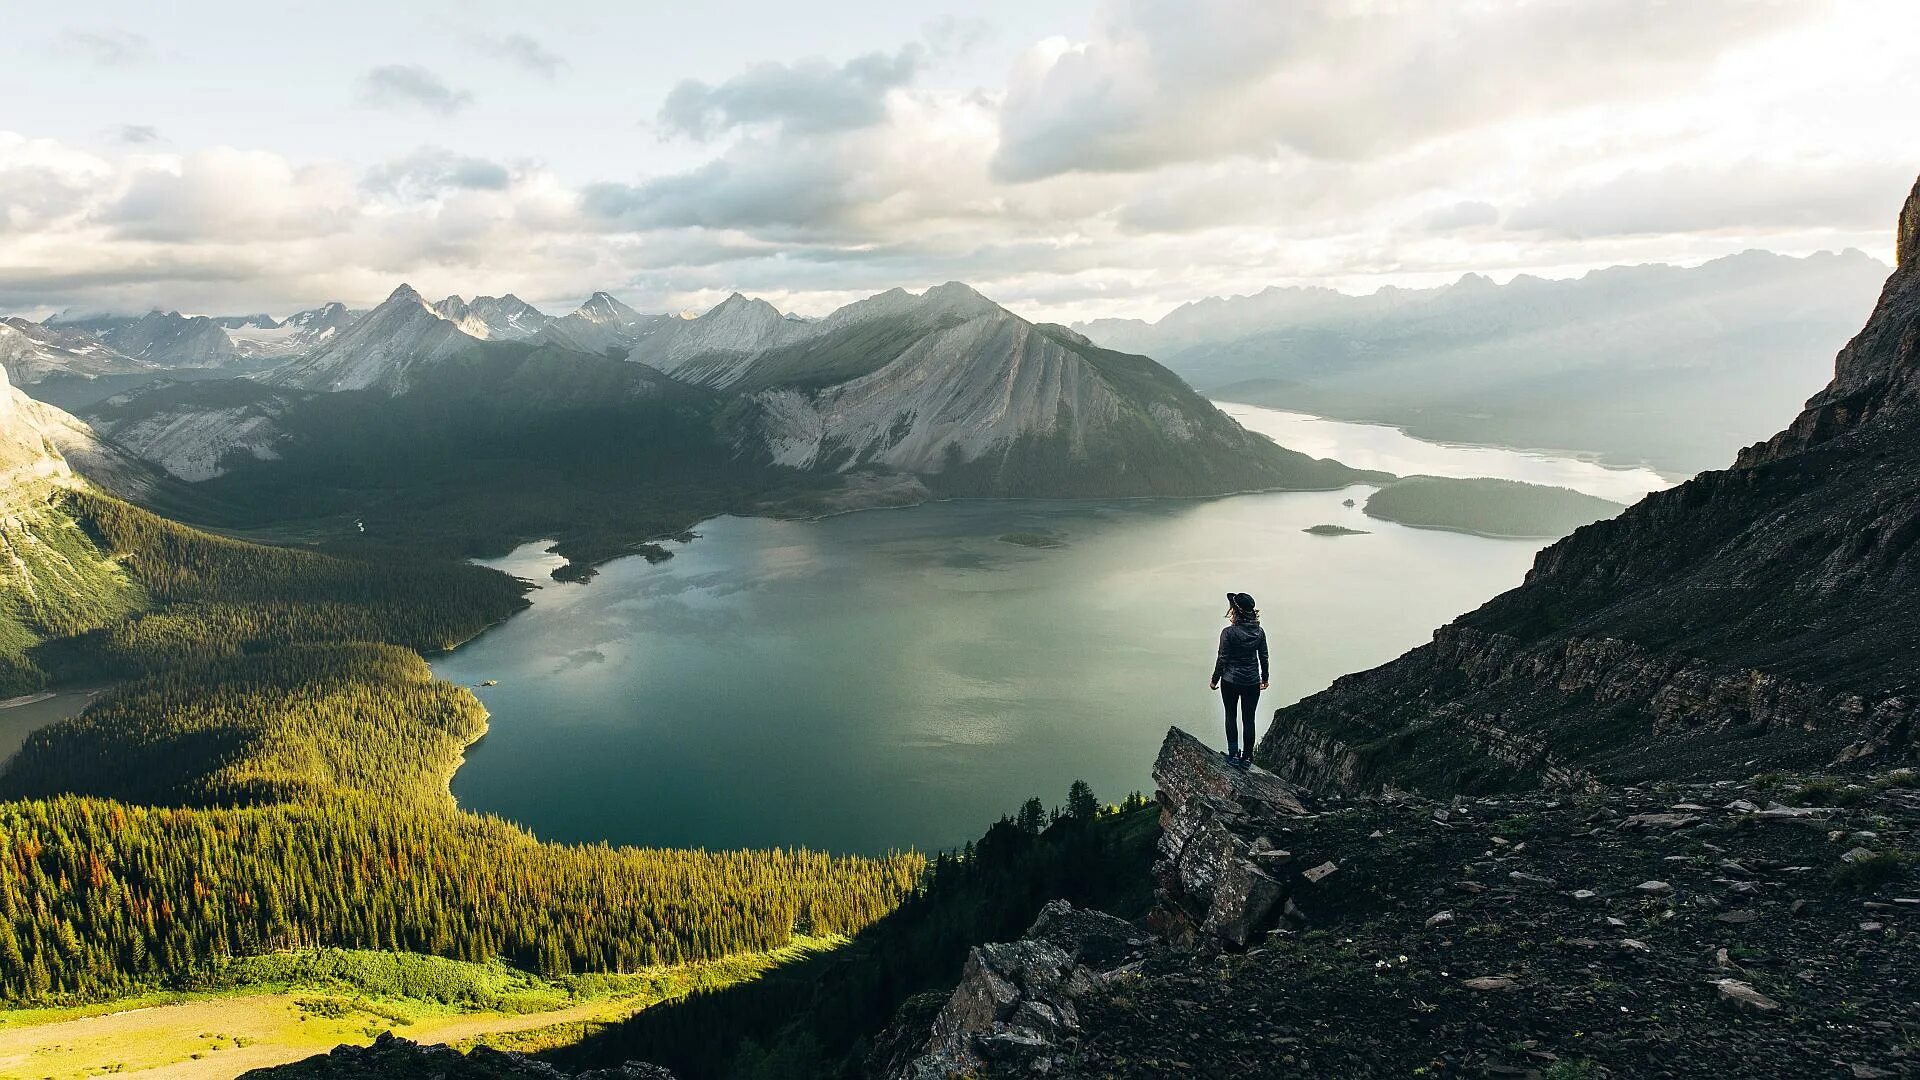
[1210,591,1269,769]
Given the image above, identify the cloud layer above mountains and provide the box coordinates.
[3,0,1915,322]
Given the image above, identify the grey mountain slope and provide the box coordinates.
[262,284,484,394]
[695,283,1370,495]
[465,295,554,340]
[0,363,158,500]
[78,278,1369,499]
[0,319,154,383]
[221,302,359,358]
[98,310,240,367]
[537,292,673,356]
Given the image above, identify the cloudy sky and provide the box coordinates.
[4,0,1916,322]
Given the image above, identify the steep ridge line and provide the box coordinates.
[1255,174,1920,795]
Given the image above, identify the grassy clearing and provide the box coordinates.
[0,939,840,1080]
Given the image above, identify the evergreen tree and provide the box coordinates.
[1066,780,1100,822]
[1014,797,1046,835]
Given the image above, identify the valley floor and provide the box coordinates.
[0,940,840,1080]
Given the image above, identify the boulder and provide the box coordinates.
[885,901,1154,1079]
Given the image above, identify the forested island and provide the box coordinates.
[1362,475,1624,538]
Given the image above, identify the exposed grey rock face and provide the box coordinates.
[465,295,554,340]
[883,901,1154,1080]
[102,310,240,367]
[0,364,74,497]
[263,284,485,394]
[1150,727,1319,947]
[89,394,291,482]
[219,303,360,359]
[242,1032,676,1079]
[0,319,152,383]
[539,292,674,356]
[678,283,1365,496]
[629,293,810,384]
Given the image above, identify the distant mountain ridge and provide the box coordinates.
[55,279,1366,577]
[1257,181,1920,792]
[1077,248,1892,472]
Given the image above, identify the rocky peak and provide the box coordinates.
[577,291,637,324]
[1739,173,1920,466]
[384,283,425,306]
[284,302,352,329]
[704,292,783,324]
[1901,174,1920,267]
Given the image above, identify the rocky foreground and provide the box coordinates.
[880,728,1919,1079]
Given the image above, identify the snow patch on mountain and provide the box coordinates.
[0,319,153,383]
[262,284,484,394]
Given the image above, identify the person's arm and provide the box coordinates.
[1258,628,1270,688]
[1211,627,1227,687]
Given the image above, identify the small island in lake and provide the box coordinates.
[999,531,1067,549]
[1363,475,1625,538]
[1303,523,1370,536]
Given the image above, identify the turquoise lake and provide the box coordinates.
[435,400,1672,854]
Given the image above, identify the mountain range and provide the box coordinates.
[33,281,1361,576]
[1078,248,1891,472]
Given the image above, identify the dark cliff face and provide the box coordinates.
[1258,176,1920,794]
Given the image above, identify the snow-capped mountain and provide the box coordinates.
[466,295,554,340]
[221,302,359,358]
[73,279,1362,499]
[538,291,675,355]
[262,284,486,393]
[0,319,154,384]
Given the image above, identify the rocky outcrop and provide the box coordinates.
[1259,176,1920,793]
[881,900,1155,1079]
[244,1033,675,1079]
[1022,765,1920,1079]
[882,730,1323,1077]
[1150,727,1318,947]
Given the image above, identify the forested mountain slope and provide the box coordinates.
[0,410,920,1006]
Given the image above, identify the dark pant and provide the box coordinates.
[1220,681,1260,756]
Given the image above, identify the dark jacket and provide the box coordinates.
[1213,621,1269,687]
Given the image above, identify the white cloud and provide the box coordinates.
[356,65,474,116]
[3,1,1916,323]
[657,46,925,141]
[992,0,1819,179]
[473,33,567,79]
